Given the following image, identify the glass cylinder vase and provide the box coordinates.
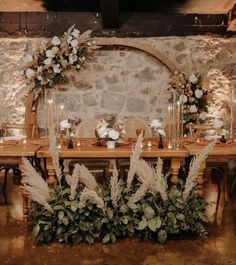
[44,88,56,137]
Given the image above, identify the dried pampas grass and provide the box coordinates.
[110,164,120,208]
[183,140,215,201]
[21,158,53,212]
[79,187,104,209]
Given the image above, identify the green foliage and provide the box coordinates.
[29,178,208,245]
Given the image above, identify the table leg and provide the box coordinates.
[18,158,28,224]
[46,157,57,185]
[196,161,206,197]
[170,158,181,185]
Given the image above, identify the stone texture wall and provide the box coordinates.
[0,36,235,131]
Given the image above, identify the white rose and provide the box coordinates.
[97,127,107,138]
[179,94,188,104]
[71,39,78,48]
[195,89,203,98]
[24,54,33,63]
[53,64,61,73]
[71,29,80,38]
[51,36,61,46]
[46,49,55,58]
[150,119,162,129]
[108,129,120,140]
[25,68,36,78]
[189,74,198,84]
[44,58,52,65]
[72,47,77,54]
[199,111,207,120]
[212,118,223,129]
[190,104,198,113]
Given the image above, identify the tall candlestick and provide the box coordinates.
[168,104,172,139]
[59,104,64,123]
[48,99,53,130]
[176,101,180,133]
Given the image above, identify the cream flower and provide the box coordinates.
[53,64,61,74]
[67,35,73,44]
[71,29,80,38]
[97,126,108,138]
[70,39,78,48]
[44,58,52,65]
[195,89,203,99]
[69,54,78,64]
[190,104,198,113]
[60,119,71,130]
[189,74,198,84]
[51,36,61,46]
[199,111,207,120]
[25,68,36,78]
[157,129,166,136]
[150,119,162,129]
[96,119,108,129]
[212,118,223,129]
[46,49,55,58]
[108,129,120,140]
[51,46,59,55]
[179,94,188,104]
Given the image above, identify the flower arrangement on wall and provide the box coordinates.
[22,128,215,245]
[169,71,208,127]
[23,25,96,98]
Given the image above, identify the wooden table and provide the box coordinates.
[0,143,42,222]
[184,142,236,224]
[37,145,189,185]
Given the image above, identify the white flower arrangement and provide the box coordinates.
[150,119,166,137]
[169,71,208,127]
[60,119,71,130]
[23,25,96,97]
[96,119,125,141]
[211,118,224,129]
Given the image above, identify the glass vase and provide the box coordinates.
[44,88,55,137]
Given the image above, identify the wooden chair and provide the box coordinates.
[123,117,152,138]
[3,123,38,139]
[1,123,37,204]
[69,118,110,181]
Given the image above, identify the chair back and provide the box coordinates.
[123,117,152,138]
[75,118,99,138]
[3,123,38,139]
[187,123,221,139]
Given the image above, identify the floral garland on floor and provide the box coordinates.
[24,25,96,98]
[169,71,208,129]
[22,129,215,245]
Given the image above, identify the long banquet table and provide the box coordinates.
[37,144,189,185]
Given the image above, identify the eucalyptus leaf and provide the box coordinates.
[65,175,72,186]
[144,206,155,219]
[148,218,157,232]
[53,205,65,211]
[58,211,64,220]
[106,208,113,220]
[158,229,167,244]
[120,216,128,225]
[102,233,110,244]
[32,224,40,237]
[111,234,116,243]
[137,219,147,230]
[176,213,185,222]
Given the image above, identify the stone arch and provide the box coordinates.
[25,38,177,124]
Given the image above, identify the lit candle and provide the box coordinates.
[76,141,81,147]
[59,104,64,123]
[168,104,172,138]
[48,99,53,130]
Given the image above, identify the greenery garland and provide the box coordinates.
[23,25,96,98]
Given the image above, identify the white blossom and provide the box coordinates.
[157,129,166,136]
[60,119,71,130]
[179,94,188,104]
[199,111,207,120]
[46,49,55,58]
[71,39,78,48]
[189,74,198,84]
[96,119,108,129]
[69,54,78,64]
[150,119,162,129]
[195,89,203,99]
[212,118,223,129]
[67,35,73,44]
[222,129,229,136]
[108,129,120,140]
[97,126,108,138]
[53,64,61,73]
[44,58,52,65]
[25,68,36,78]
[51,36,61,46]
[72,47,77,54]
[190,104,198,113]
[71,29,80,38]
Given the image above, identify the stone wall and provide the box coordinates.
[0,36,235,131]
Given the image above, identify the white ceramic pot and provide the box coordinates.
[106,140,116,149]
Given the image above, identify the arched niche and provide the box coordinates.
[25,38,178,125]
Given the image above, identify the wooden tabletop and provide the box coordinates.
[37,145,189,159]
[0,143,42,157]
[184,143,236,156]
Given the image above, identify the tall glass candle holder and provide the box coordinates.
[45,88,56,137]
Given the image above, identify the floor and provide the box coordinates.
[0,172,236,265]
